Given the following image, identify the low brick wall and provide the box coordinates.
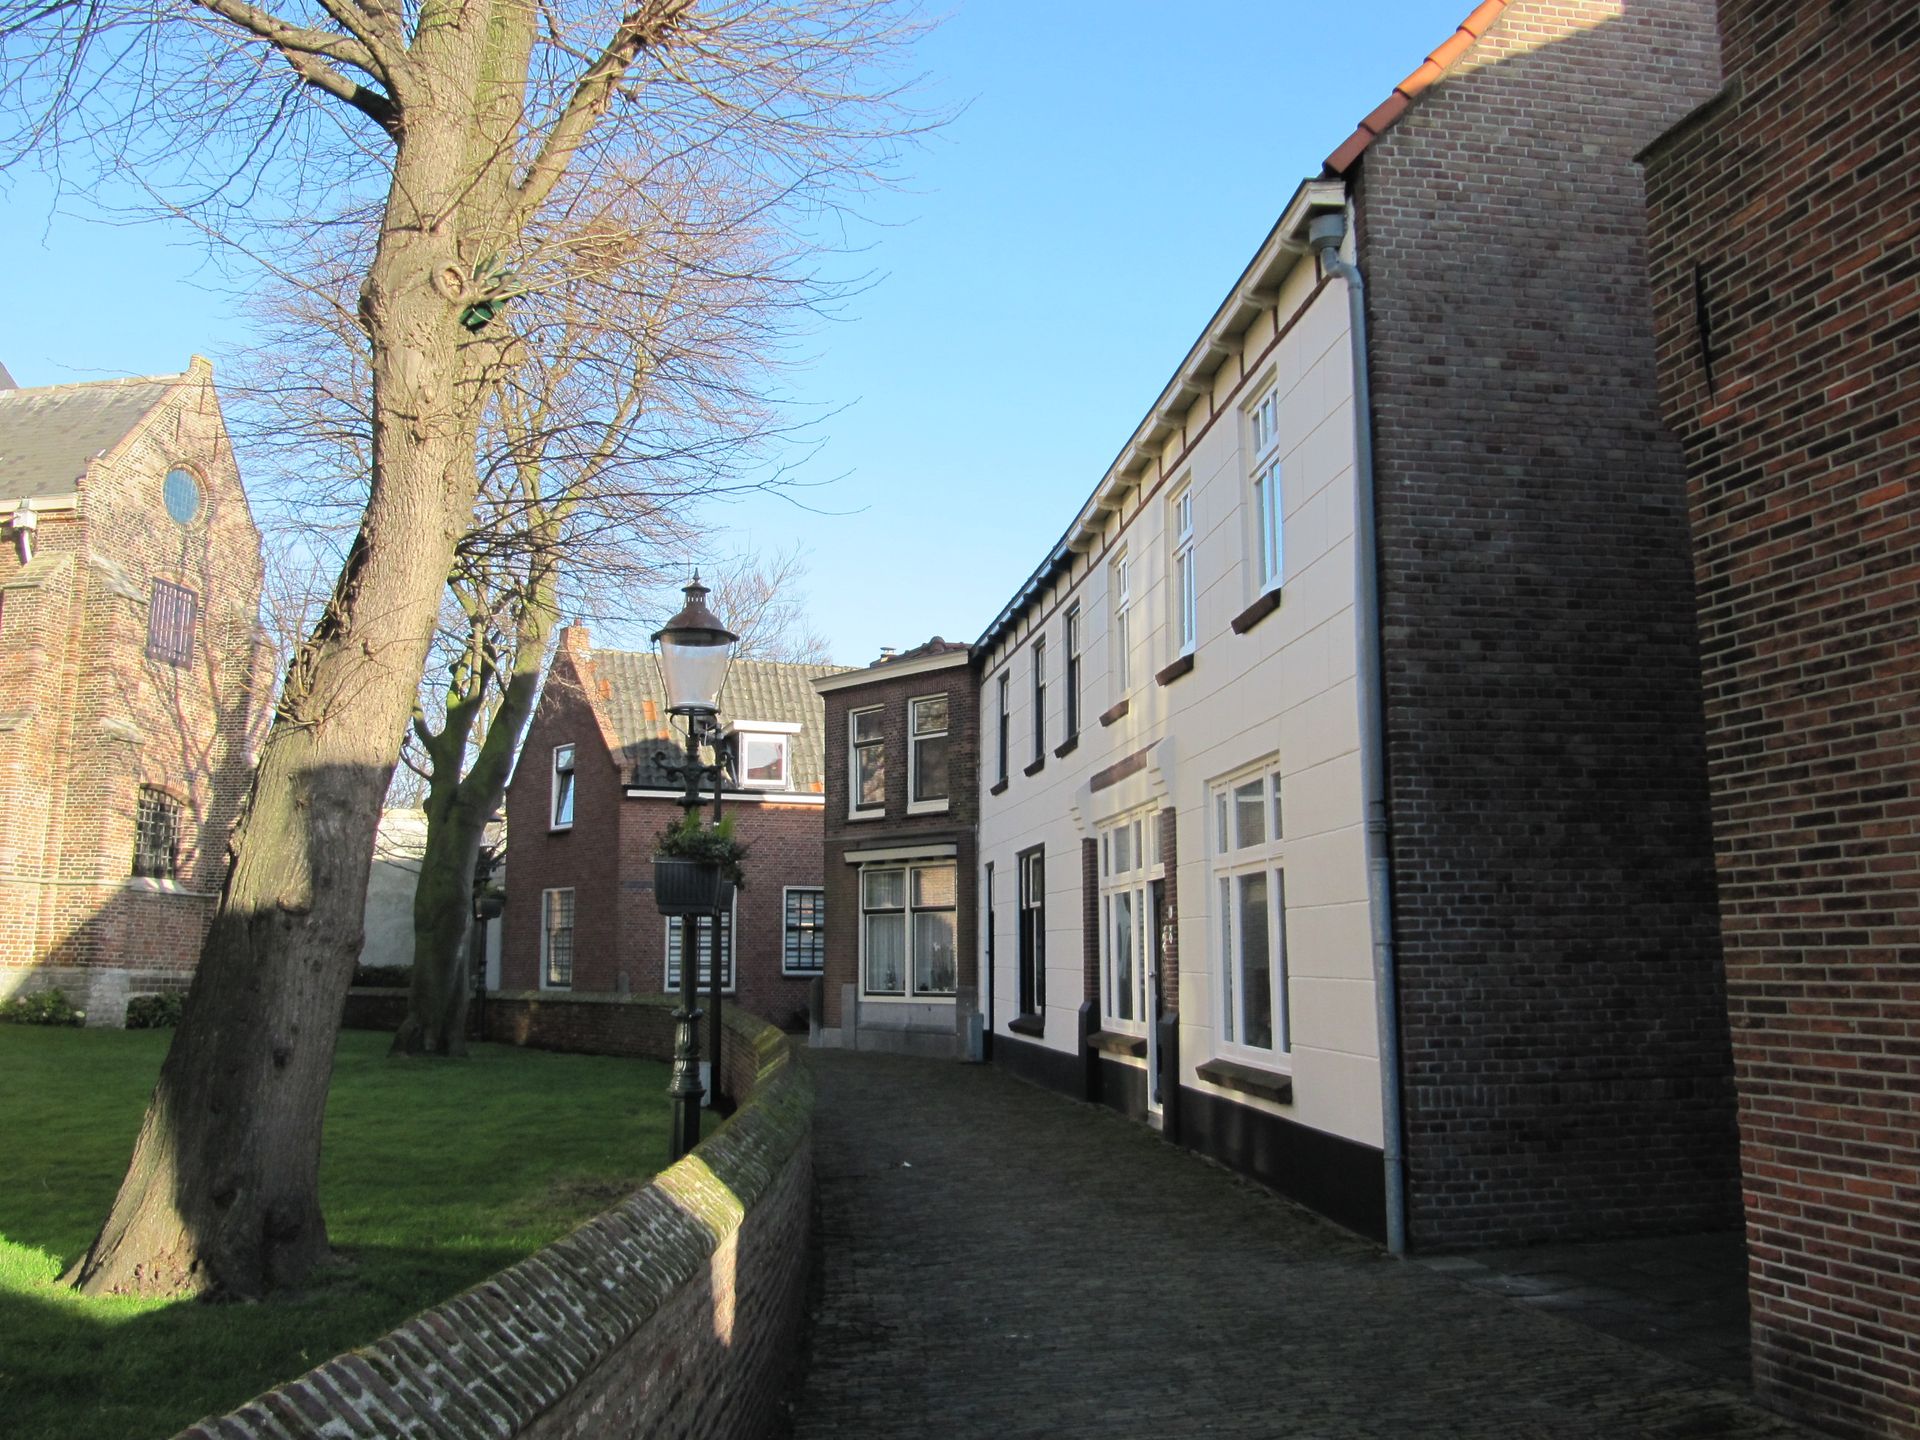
[178,995,812,1440]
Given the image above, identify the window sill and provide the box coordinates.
[782,969,826,980]
[126,876,217,898]
[549,824,574,834]
[989,778,1009,797]
[1195,1058,1293,1105]
[1053,733,1080,759]
[1087,1028,1147,1059]
[1230,588,1283,636]
[1022,756,1046,778]
[1155,653,1195,687]
[847,809,887,822]
[1007,1012,1046,1038]
[905,799,950,816]
[862,992,957,1004]
[1098,698,1130,727]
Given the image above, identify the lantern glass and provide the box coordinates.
[658,635,731,716]
[653,578,738,716]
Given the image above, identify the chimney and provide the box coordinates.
[0,361,15,390]
[877,646,897,663]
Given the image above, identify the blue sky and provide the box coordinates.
[0,1,1467,665]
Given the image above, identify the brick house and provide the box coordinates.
[0,358,269,1023]
[501,624,844,1030]
[957,0,1742,1250]
[1642,4,1920,1433]
[812,639,977,1056]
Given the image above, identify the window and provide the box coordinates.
[1100,809,1163,1031]
[783,887,825,975]
[1031,637,1047,761]
[909,694,949,808]
[133,787,181,880]
[163,467,203,525]
[1248,388,1283,592]
[1212,762,1289,1060]
[542,888,575,989]
[1170,483,1197,655]
[739,732,790,789]
[1017,846,1045,1018]
[1110,552,1132,693]
[665,906,736,991]
[1063,606,1081,741]
[551,744,576,828]
[861,863,956,998]
[146,579,197,667]
[850,707,885,812]
[996,672,1010,785]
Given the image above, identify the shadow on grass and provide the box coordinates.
[0,1240,528,1440]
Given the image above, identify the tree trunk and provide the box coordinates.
[394,554,558,1057]
[392,786,487,1056]
[66,173,487,1298]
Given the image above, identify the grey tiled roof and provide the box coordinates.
[0,373,184,498]
[591,649,850,791]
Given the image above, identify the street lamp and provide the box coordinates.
[652,575,740,1162]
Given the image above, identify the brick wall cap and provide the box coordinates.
[1323,0,1515,175]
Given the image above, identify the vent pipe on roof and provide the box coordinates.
[1311,205,1406,1258]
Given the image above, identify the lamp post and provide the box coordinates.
[651,575,739,1163]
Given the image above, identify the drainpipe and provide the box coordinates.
[11,500,35,565]
[1308,207,1407,1257]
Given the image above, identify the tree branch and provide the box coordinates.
[513,0,693,223]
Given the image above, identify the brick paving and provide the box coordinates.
[790,1051,1817,1439]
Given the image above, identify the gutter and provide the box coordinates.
[1307,204,1408,1257]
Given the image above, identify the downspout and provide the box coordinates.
[1308,207,1407,1256]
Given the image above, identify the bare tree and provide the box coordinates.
[5,0,923,1299]
[705,544,833,662]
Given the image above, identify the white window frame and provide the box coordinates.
[1064,604,1082,741]
[1171,482,1197,656]
[541,887,575,990]
[996,672,1010,785]
[1031,635,1047,762]
[849,705,886,818]
[663,896,737,993]
[1211,760,1289,1067]
[781,886,826,977]
[1110,551,1132,694]
[859,860,959,1001]
[1248,386,1284,594]
[737,731,792,791]
[1098,807,1162,1035]
[907,693,950,814]
[550,744,576,830]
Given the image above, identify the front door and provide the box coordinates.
[1145,878,1165,1116]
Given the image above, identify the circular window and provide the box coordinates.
[163,467,202,525]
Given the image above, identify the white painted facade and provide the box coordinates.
[975,187,1383,1151]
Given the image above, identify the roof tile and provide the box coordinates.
[1323,0,1514,175]
[587,649,850,792]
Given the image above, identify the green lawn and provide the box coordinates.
[0,1026,672,1440]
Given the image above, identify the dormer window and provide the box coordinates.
[740,733,789,788]
[729,720,800,791]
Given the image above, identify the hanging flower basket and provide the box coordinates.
[654,857,726,917]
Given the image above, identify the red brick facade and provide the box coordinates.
[502,630,830,1030]
[816,643,978,1053]
[0,359,268,1023]
[1349,0,1743,1248]
[1644,4,1920,1432]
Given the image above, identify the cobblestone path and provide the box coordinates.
[790,1050,1816,1440]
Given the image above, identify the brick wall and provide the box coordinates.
[176,997,813,1440]
[818,654,978,1033]
[0,361,266,1021]
[1643,2,1920,1432]
[616,796,823,1030]
[1356,0,1740,1246]
[502,644,623,996]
